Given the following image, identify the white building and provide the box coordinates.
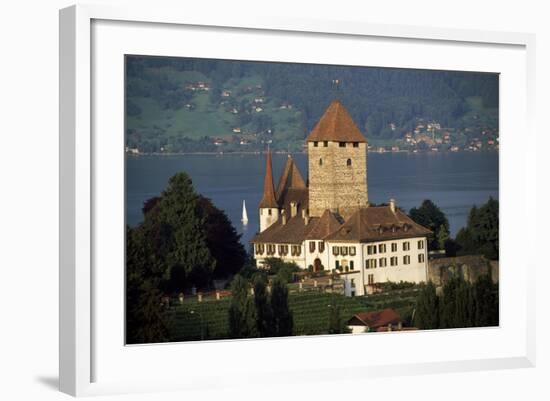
[251,100,431,296]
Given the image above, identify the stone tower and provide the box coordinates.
[258,150,280,232]
[307,100,368,219]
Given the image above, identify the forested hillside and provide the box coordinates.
[125,56,499,153]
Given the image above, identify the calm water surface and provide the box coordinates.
[126,152,499,247]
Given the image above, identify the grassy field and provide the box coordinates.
[167,287,420,342]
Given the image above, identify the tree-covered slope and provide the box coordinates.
[125,56,499,153]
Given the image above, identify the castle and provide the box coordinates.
[251,100,431,296]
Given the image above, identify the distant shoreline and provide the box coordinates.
[126,149,499,157]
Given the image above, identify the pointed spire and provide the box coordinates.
[275,154,306,200]
[259,150,278,209]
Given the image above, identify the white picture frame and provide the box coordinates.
[59,4,536,397]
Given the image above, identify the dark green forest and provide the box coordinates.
[125,56,499,153]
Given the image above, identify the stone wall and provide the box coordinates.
[308,141,368,218]
[427,255,499,287]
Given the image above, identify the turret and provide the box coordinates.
[259,151,279,232]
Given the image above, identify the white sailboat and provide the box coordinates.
[241,200,249,225]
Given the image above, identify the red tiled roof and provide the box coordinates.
[251,214,319,244]
[259,151,278,209]
[347,308,402,329]
[305,209,343,240]
[306,100,367,143]
[325,206,432,242]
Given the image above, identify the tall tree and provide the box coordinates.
[197,196,246,279]
[414,281,439,330]
[253,274,273,337]
[228,275,258,338]
[140,173,216,291]
[409,200,450,251]
[270,277,293,337]
[456,198,499,260]
[328,301,350,334]
[126,225,171,344]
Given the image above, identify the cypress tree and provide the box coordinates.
[270,277,293,337]
[228,274,258,338]
[253,274,273,337]
[414,281,439,330]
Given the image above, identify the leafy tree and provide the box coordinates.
[409,200,450,250]
[270,277,293,337]
[456,198,499,260]
[228,274,258,338]
[414,281,439,330]
[139,173,216,291]
[439,275,474,329]
[197,196,246,279]
[262,257,299,284]
[437,226,449,251]
[126,225,171,344]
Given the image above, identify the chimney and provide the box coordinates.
[302,208,310,225]
[281,210,287,225]
[389,198,396,213]
[290,202,297,218]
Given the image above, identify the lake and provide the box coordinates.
[126,152,499,247]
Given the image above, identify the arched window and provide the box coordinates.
[346,158,352,166]
[319,158,323,166]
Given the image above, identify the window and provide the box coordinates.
[350,260,355,270]
[353,142,359,148]
[278,245,288,255]
[417,239,425,249]
[333,246,340,256]
[403,241,410,251]
[351,278,355,286]
[367,245,378,255]
[313,141,318,147]
[323,141,328,147]
[339,142,346,147]
[379,243,387,253]
[335,260,340,270]
[268,209,272,216]
[318,241,325,253]
[346,158,352,166]
[341,246,348,256]
[403,255,411,265]
[319,158,323,166]
[309,241,316,253]
[349,246,356,256]
[267,244,276,255]
[390,256,398,266]
[368,274,374,285]
[418,253,425,263]
[379,257,387,267]
[291,245,301,256]
[391,243,397,252]
[366,259,377,269]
